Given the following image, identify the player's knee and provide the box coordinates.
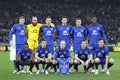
[74,60,78,64]
[90,59,94,63]
[52,60,56,64]
[109,58,114,64]
[95,58,100,63]
[46,59,49,63]
[69,59,73,64]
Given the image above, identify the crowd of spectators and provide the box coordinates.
[0,0,120,44]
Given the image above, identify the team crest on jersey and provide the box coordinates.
[67,28,69,30]
[92,30,98,35]
[81,29,83,32]
[64,51,66,54]
[85,51,88,54]
[101,50,104,53]
[20,30,25,35]
[62,30,68,35]
[97,27,100,30]
[46,30,52,35]
[98,52,103,57]
[76,32,82,37]
[45,50,48,54]
[27,53,30,56]
[81,55,85,59]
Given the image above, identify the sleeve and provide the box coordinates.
[74,48,79,55]
[17,49,22,56]
[55,26,59,34]
[36,46,40,53]
[67,50,71,58]
[105,46,109,56]
[84,27,87,40]
[71,27,74,39]
[9,25,16,41]
[53,49,58,60]
[100,26,107,43]
[30,49,33,56]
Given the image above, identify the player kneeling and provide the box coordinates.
[94,39,114,75]
[52,40,73,74]
[15,43,34,74]
[74,40,94,74]
[31,39,53,74]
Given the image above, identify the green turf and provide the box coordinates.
[0,52,120,80]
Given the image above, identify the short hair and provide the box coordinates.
[62,16,68,20]
[40,39,46,43]
[24,43,28,46]
[81,40,87,43]
[76,18,81,20]
[46,16,51,19]
[98,38,104,41]
[19,16,25,19]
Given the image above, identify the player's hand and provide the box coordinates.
[85,61,89,66]
[104,67,108,72]
[9,41,13,46]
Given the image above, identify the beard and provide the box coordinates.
[32,23,37,26]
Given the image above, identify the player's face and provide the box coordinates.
[19,18,25,25]
[41,41,47,48]
[60,41,66,49]
[98,40,104,48]
[62,18,67,25]
[76,19,81,27]
[81,41,87,48]
[91,17,97,24]
[24,45,29,51]
[46,18,51,25]
[32,17,38,25]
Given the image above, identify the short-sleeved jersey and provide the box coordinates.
[54,48,71,60]
[9,24,26,44]
[26,23,42,40]
[95,45,109,59]
[17,48,33,61]
[75,47,92,60]
[36,45,51,58]
[72,26,87,44]
[87,23,107,45]
[56,24,72,41]
[41,25,55,45]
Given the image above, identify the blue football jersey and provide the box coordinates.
[36,45,50,58]
[54,48,71,60]
[9,24,26,44]
[17,48,33,61]
[72,26,87,44]
[95,45,109,59]
[75,47,92,60]
[87,23,107,45]
[41,25,55,45]
[56,24,72,41]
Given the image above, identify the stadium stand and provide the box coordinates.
[0,0,120,44]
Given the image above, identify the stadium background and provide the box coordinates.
[0,0,120,80]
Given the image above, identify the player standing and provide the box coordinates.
[94,39,114,75]
[40,17,55,72]
[9,16,26,73]
[87,16,107,73]
[72,18,87,54]
[56,17,72,51]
